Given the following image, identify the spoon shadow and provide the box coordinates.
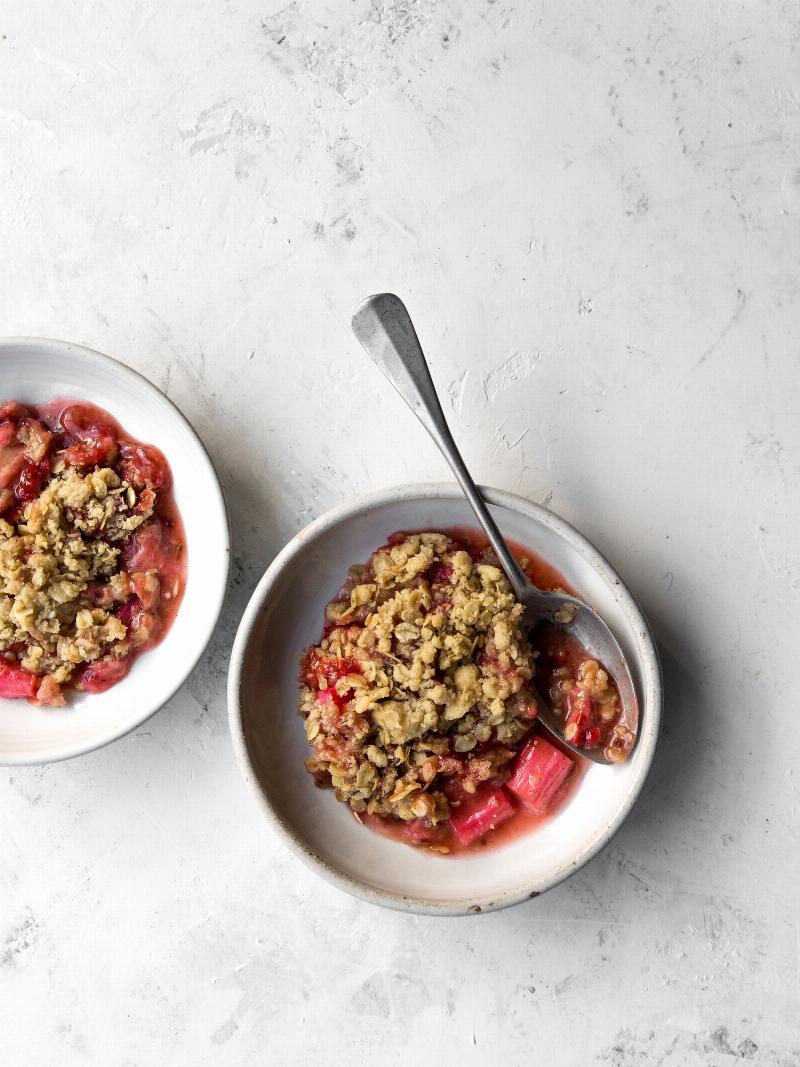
[614,596,708,842]
[496,595,709,919]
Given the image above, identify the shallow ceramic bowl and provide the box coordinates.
[0,338,230,764]
[229,485,661,915]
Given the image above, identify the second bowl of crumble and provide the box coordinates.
[0,338,230,764]
[228,485,661,915]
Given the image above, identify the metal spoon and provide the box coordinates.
[351,292,638,765]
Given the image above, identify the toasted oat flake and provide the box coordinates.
[553,604,578,624]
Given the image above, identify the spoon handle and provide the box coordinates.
[351,293,531,600]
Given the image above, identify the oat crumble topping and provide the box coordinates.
[0,399,186,706]
[298,530,632,852]
[300,532,540,825]
[0,467,153,701]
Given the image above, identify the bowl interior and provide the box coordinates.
[0,339,229,763]
[233,488,660,912]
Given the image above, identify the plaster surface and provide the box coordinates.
[1,1,798,1063]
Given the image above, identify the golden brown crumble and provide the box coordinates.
[299,532,540,824]
[0,465,155,705]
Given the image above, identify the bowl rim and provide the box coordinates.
[0,336,231,765]
[228,482,662,916]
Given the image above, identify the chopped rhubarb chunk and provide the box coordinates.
[35,675,65,707]
[0,402,30,422]
[17,417,52,462]
[115,596,142,633]
[403,817,449,848]
[115,599,160,650]
[129,570,161,611]
[14,459,50,502]
[0,661,38,699]
[83,582,116,608]
[509,689,539,720]
[122,520,181,595]
[77,657,132,693]
[565,689,602,749]
[60,406,118,467]
[0,422,18,448]
[123,519,165,572]
[507,736,574,815]
[317,686,345,709]
[0,442,27,490]
[448,785,514,847]
[427,562,454,585]
[301,650,361,688]
[118,442,171,491]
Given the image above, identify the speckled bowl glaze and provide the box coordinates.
[228,485,661,915]
[0,338,230,765]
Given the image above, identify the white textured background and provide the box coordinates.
[1,1,799,1064]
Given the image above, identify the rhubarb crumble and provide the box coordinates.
[0,399,187,706]
[298,530,631,854]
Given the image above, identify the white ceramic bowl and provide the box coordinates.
[228,485,661,915]
[0,338,230,764]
